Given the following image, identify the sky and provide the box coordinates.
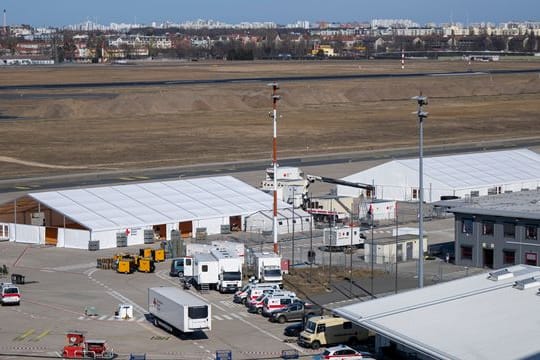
[3,0,539,27]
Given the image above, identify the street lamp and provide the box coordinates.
[412,94,428,288]
[291,186,295,274]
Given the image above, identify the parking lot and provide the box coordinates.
[0,240,331,359]
[0,212,482,360]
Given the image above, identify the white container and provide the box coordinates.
[148,287,211,333]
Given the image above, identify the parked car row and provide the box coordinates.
[229,280,375,357]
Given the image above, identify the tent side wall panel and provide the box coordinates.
[61,228,91,249]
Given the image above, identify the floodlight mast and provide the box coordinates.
[269,82,281,255]
[412,93,428,288]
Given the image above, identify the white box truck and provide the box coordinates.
[323,226,364,251]
[210,248,243,293]
[148,287,211,333]
[193,253,219,290]
[253,252,283,286]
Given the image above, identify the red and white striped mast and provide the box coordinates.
[401,48,405,70]
[268,82,281,254]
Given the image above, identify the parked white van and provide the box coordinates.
[261,293,298,317]
[1,283,20,306]
[248,291,296,314]
[243,284,281,305]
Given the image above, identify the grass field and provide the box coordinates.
[0,59,539,180]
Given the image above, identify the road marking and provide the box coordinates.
[107,316,116,321]
[14,329,35,341]
[213,315,223,321]
[31,329,51,342]
[231,313,243,319]
[219,300,237,308]
[98,315,108,320]
[222,315,233,320]
[238,312,249,317]
[15,186,31,190]
[137,317,146,322]
[77,316,85,320]
[46,262,96,272]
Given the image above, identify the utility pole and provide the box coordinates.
[268,82,281,255]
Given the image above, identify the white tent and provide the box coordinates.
[1,176,290,249]
[338,149,540,202]
[244,208,312,235]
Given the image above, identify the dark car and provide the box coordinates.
[284,322,303,337]
[270,301,323,323]
[169,257,191,277]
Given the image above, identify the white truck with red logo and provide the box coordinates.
[148,287,211,333]
[253,252,283,286]
[1,283,20,306]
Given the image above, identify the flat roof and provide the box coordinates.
[334,264,540,360]
[438,190,540,220]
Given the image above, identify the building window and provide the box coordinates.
[412,189,418,200]
[503,250,515,265]
[526,225,538,240]
[470,190,479,197]
[202,265,208,272]
[503,223,515,238]
[461,245,473,260]
[482,221,494,236]
[461,218,473,235]
[525,252,537,266]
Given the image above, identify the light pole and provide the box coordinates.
[309,210,313,283]
[291,186,295,273]
[412,94,428,288]
[349,210,353,298]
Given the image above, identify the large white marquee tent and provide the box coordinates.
[338,149,540,202]
[0,176,292,249]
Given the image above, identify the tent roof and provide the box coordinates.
[344,149,540,189]
[28,176,285,231]
[334,264,540,360]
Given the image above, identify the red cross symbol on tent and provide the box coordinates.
[125,228,130,236]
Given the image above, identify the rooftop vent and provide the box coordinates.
[488,268,514,281]
[513,277,540,290]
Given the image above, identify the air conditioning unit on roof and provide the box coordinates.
[488,268,514,281]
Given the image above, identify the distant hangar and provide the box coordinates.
[337,149,540,202]
[0,176,294,249]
